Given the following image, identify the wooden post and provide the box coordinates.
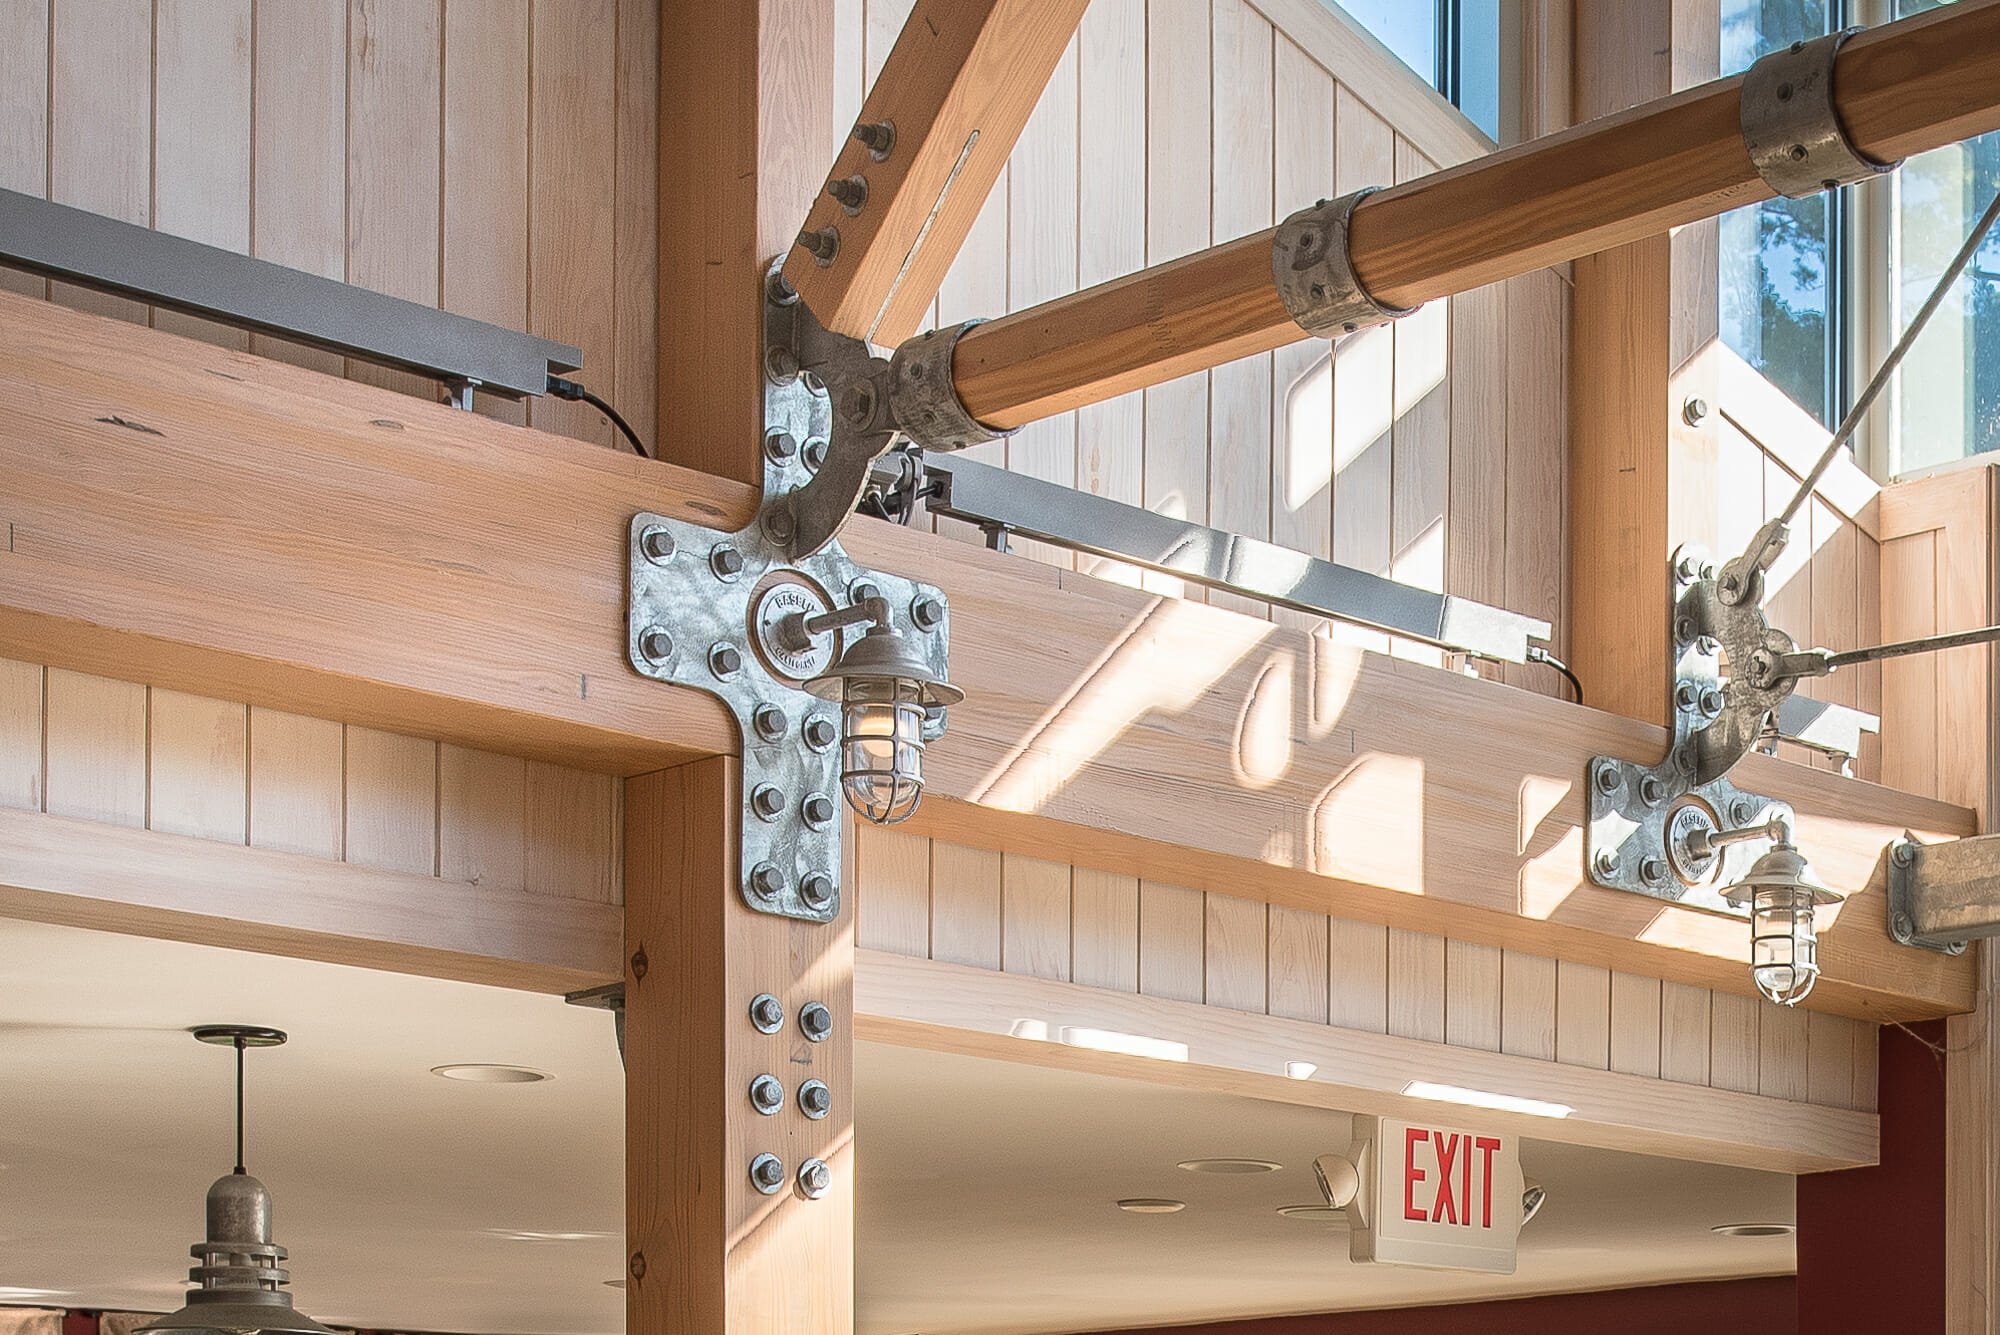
[657,0,832,487]
[625,758,854,1331]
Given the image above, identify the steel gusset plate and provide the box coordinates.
[1585,551,1792,916]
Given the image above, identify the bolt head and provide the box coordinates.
[750,1074,783,1114]
[751,1154,786,1192]
[765,346,801,384]
[1674,616,1697,644]
[710,643,743,678]
[799,1080,831,1118]
[912,595,945,630]
[800,1001,833,1042]
[802,793,836,828]
[764,430,799,463]
[1681,397,1711,427]
[710,545,745,580]
[640,526,677,562]
[797,1159,832,1199]
[639,627,675,663]
[748,861,784,899]
[751,784,786,820]
[752,704,788,743]
[750,994,785,1033]
[1892,842,1917,868]
[1639,775,1667,807]
[1594,765,1621,795]
[1640,856,1669,885]
[800,873,834,909]
[803,715,838,751]
[1675,681,1700,710]
[1695,635,1721,657]
[1893,911,1915,941]
[1731,799,1756,825]
[1593,849,1619,878]
[1698,687,1725,718]
[802,437,828,472]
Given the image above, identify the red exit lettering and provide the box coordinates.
[1403,1128,1508,1228]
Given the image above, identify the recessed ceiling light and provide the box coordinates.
[1116,1198,1186,1214]
[1711,1222,1795,1238]
[1276,1204,1349,1224]
[1176,1158,1283,1174]
[432,1063,552,1083]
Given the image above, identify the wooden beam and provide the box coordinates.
[855,950,1879,1175]
[781,0,1090,346]
[0,807,619,993]
[945,0,2000,431]
[0,294,1975,1020]
[658,0,830,487]
[625,759,853,1331]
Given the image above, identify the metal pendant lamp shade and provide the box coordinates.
[804,624,964,825]
[1721,840,1841,1006]
[140,1026,333,1335]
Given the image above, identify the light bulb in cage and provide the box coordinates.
[804,623,963,825]
[1719,836,1840,1007]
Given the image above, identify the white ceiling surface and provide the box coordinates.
[0,922,1795,1335]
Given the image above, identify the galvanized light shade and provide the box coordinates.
[804,625,963,825]
[1721,841,1841,1006]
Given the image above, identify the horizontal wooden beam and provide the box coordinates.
[781,0,1090,345]
[0,294,1974,1019]
[0,807,620,993]
[948,0,2000,430]
[855,951,1879,1175]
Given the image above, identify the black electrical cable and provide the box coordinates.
[233,1034,246,1175]
[1527,646,1583,706]
[546,376,650,458]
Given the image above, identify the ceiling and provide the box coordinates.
[0,921,1795,1335]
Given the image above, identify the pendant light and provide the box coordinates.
[138,1025,335,1335]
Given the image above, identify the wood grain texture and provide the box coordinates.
[855,822,931,956]
[1445,939,1502,1052]
[148,690,247,844]
[250,0,347,374]
[0,0,49,298]
[49,0,150,323]
[1204,892,1268,1015]
[343,727,436,876]
[1071,865,1139,992]
[42,669,145,828]
[152,0,252,350]
[1001,852,1071,982]
[247,709,344,860]
[1139,881,1205,1005]
[1501,950,1557,1062]
[439,745,527,891]
[1555,961,1610,1070]
[930,839,1001,970]
[0,659,42,811]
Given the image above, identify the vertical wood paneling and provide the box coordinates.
[148,690,248,843]
[1387,928,1445,1043]
[931,841,1003,970]
[438,744,527,889]
[1660,981,1713,1086]
[1710,991,1762,1094]
[1608,971,1662,1078]
[1809,1011,1858,1111]
[251,0,348,374]
[1854,1022,1880,1113]
[853,824,930,957]
[1448,281,1509,668]
[1138,881,1205,1004]
[442,0,530,425]
[0,0,49,298]
[1500,950,1557,1061]
[343,725,437,875]
[49,0,151,322]
[1328,919,1389,1032]
[153,0,253,348]
[1758,1001,1810,1101]
[1881,530,1938,796]
[1503,272,1568,674]
[1555,961,1610,1069]
[1001,854,1072,982]
[1445,939,1502,1052]
[1072,866,1140,992]
[248,709,344,859]
[1267,905,1330,1024]
[1204,894,1268,1015]
[524,761,619,903]
[611,0,660,450]
[43,670,146,828]
[1330,90,1396,644]
[1388,141,1450,647]
[0,659,43,811]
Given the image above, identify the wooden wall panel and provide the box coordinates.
[16,0,653,448]
[856,831,1871,1115]
[3,657,620,907]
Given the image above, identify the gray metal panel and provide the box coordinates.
[1889,835,2000,951]
[0,189,579,398]
[924,454,1550,662]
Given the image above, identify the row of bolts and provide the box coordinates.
[798,121,898,267]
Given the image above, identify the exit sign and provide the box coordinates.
[1348,1115,1525,1274]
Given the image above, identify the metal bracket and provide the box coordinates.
[625,280,954,922]
[1271,188,1419,339]
[1587,549,1794,915]
[1887,836,1987,955]
[888,320,1006,452]
[1740,28,1900,199]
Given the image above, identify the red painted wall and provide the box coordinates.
[1073,1277,1797,1335]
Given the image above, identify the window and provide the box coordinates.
[1333,1,1503,142]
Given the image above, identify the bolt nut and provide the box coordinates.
[748,861,785,901]
[1593,849,1619,878]
[797,1157,832,1200]
[1893,911,1915,941]
[1731,799,1756,825]
[827,174,869,213]
[1892,842,1917,868]
[751,784,787,822]
[911,595,946,631]
[751,1153,786,1194]
[1674,615,1697,644]
[1638,775,1667,807]
[802,437,828,472]
[803,715,838,751]
[1675,681,1700,711]
[762,505,797,545]
[852,119,896,160]
[850,580,881,605]
[1640,856,1669,885]
[1682,397,1711,427]
[640,526,677,563]
[799,1078,832,1119]
[764,430,799,463]
[765,345,801,385]
[638,627,675,663]
[798,225,841,266]
[802,792,837,829]
[752,704,788,743]
[800,1001,833,1043]
[1695,635,1721,657]
[709,544,745,581]
[1594,765,1621,796]
[1698,687,1725,718]
[800,873,834,910]
[749,993,785,1034]
[710,642,744,679]
[749,1073,784,1115]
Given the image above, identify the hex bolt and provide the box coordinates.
[767,269,800,307]
[798,225,841,267]
[747,862,784,901]
[1674,681,1700,711]
[911,595,946,631]
[826,174,869,213]
[1695,635,1721,657]
[1682,397,1711,427]
[802,437,829,472]
[765,345,801,385]
[1593,849,1619,878]
[799,1078,831,1120]
[1698,687,1725,719]
[764,430,799,464]
[1675,555,1703,584]
[1892,842,1917,868]
[852,119,896,160]
[749,993,785,1034]
[1893,911,1915,942]
[797,1158,832,1200]
[800,1001,834,1043]
[802,793,837,829]
[1731,798,1756,825]
[842,382,877,426]
[1638,775,1667,807]
[751,784,787,822]
[1700,562,1717,582]
[762,506,797,546]
[749,1073,784,1116]
[638,627,675,663]
[640,526,677,563]
[710,643,744,679]
[850,580,881,605]
[750,1153,786,1195]
[1674,615,1697,644]
[803,715,838,751]
[800,873,834,911]
[752,704,788,743]
[709,544,745,581]
[1640,856,1669,885]
[1593,765,1621,796]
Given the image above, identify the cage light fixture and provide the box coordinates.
[1708,821,1840,1006]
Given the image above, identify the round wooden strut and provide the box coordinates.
[887,320,1011,452]
[1740,27,1901,199]
[1269,188,1420,339]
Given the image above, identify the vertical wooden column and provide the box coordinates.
[658,0,833,487]
[1568,1,1716,725]
[625,758,854,1332]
